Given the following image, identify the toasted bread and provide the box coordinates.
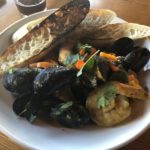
[12,9,117,43]
[0,0,90,75]
[82,23,150,47]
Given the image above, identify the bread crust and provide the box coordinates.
[82,23,150,47]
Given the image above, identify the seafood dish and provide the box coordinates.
[0,0,150,128]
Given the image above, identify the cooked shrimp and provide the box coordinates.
[86,88,131,126]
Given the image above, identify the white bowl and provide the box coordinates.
[0,10,150,150]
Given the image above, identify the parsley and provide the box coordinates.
[80,44,92,53]
[64,53,80,65]
[97,83,116,108]
[74,42,93,53]
[77,50,100,77]
[60,101,73,109]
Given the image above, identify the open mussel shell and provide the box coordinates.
[122,47,150,72]
[34,66,76,95]
[49,101,90,128]
[3,68,41,95]
[96,56,110,81]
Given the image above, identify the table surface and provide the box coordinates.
[0,0,150,149]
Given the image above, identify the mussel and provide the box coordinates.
[109,70,128,83]
[3,68,41,95]
[50,101,90,128]
[34,66,76,95]
[70,78,92,105]
[107,37,134,56]
[13,94,39,122]
[13,93,62,122]
[96,56,110,81]
[122,47,150,72]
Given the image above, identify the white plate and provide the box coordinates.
[0,10,150,150]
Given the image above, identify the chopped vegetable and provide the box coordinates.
[79,44,92,53]
[29,62,55,68]
[77,50,100,77]
[75,60,85,70]
[79,49,85,56]
[64,53,81,66]
[100,52,117,62]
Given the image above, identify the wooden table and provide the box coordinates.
[0,0,150,149]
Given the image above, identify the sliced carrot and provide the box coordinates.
[29,62,53,69]
[75,60,85,70]
[109,63,119,72]
[99,52,117,61]
[79,49,85,56]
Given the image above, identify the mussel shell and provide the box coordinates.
[109,70,128,83]
[122,47,150,72]
[13,94,31,116]
[3,68,41,95]
[79,73,97,89]
[13,94,42,122]
[96,56,110,81]
[70,78,92,105]
[34,66,76,95]
[50,101,90,128]
[108,37,134,56]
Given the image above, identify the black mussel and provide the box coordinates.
[70,78,92,105]
[34,66,76,95]
[3,68,41,95]
[109,70,128,83]
[122,47,150,72]
[79,73,97,88]
[13,94,39,122]
[13,94,31,116]
[53,85,76,102]
[96,56,110,81]
[13,93,59,122]
[107,37,134,56]
[50,101,90,128]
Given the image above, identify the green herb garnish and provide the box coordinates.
[77,50,100,77]
[97,83,116,108]
[60,101,73,109]
[64,53,82,66]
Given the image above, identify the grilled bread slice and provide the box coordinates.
[70,9,117,39]
[0,0,90,75]
[82,23,150,47]
[12,9,116,43]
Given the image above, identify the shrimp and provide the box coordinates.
[86,86,131,126]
